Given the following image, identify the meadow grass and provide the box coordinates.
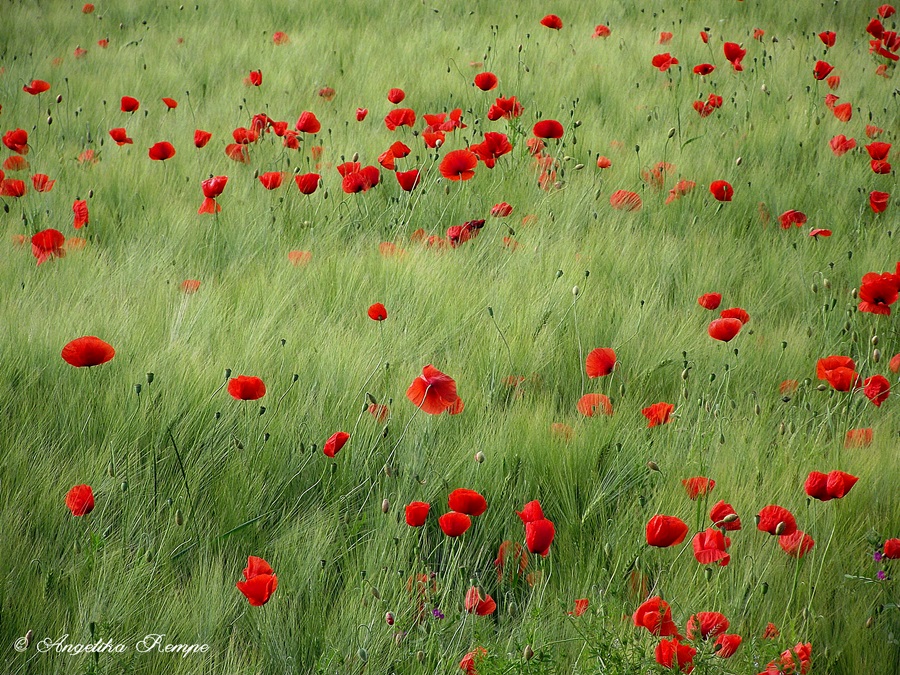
[1,1,899,673]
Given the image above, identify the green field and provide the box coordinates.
[1,1,899,673]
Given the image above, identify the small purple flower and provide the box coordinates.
[874,550,884,562]
[432,607,445,620]
[877,570,887,581]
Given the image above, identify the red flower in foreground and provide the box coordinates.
[295,173,320,195]
[609,190,642,211]
[525,518,555,556]
[449,488,487,516]
[715,633,742,658]
[405,501,430,527]
[656,639,696,673]
[683,477,715,500]
[779,210,807,229]
[720,307,749,324]
[464,587,496,615]
[708,318,742,342]
[633,597,679,636]
[72,200,89,229]
[248,70,262,86]
[3,129,28,155]
[516,500,544,524]
[586,348,616,377]
[540,14,563,30]
[651,53,679,71]
[756,504,797,536]
[813,60,834,80]
[533,119,564,139]
[570,598,589,617]
[818,31,836,48]
[406,365,459,414]
[396,169,421,191]
[387,87,405,103]
[227,375,266,401]
[66,484,95,516]
[384,108,416,130]
[194,129,212,148]
[162,97,178,109]
[858,273,898,315]
[295,111,321,134]
[367,302,387,321]
[109,127,133,145]
[439,511,471,537]
[698,293,722,310]
[121,96,140,112]
[577,393,613,417]
[474,72,498,90]
[642,402,673,427]
[1,179,26,197]
[440,149,477,181]
[236,556,278,606]
[779,643,812,675]
[31,228,65,264]
[149,141,175,161]
[199,175,228,214]
[61,336,115,367]
[829,134,855,156]
[710,180,733,202]
[258,172,284,190]
[23,79,50,95]
[864,375,890,406]
[323,431,350,458]
[710,501,742,530]
[646,514,689,547]
[693,528,731,566]
[594,25,611,38]
[686,612,729,640]
[883,538,900,559]
[870,191,890,213]
[723,42,746,71]
[780,530,815,558]
[31,173,55,192]
[693,63,715,75]
[460,648,487,674]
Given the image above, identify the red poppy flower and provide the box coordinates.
[651,53,679,71]
[525,518,555,556]
[471,132,512,168]
[646,515,689,547]
[77,150,98,165]
[406,365,458,414]
[367,302,387,321]
[384,108,416,130]
[181,280,200,294]
[816,355,855,380]
[609,190,642,211]
[3,155,28,171]
[236,556,278,606]
[829,134,855,156]
[354,107,368,122]
[569,598,589,617]
[858,273,899,315]
[864,374,890,406]
[833,102,852,122]
[438,511,471,537]
[31,228,65,264]
[295,111,321,133]
[31,174,55,192]
[880,4,897,18]
[192,129,212,148]
[891,353,900,374]
[198,175,227,214]
[108,127,133,146]
[405,501,429,527]
[818,31,836,47]
[464,587,496,615]
[597,156,611,169]
[448,488,487,516]
[693,528,731,566]
[288,250,312,266]
[487,95,523,121]
[540,14,563,30]
[826,74,840,89]
[593,25,611,38]
[683,477,715,500]
[97,38,109,48]
[494,540,528,581]
[710,180,733,202]
[577,393,613,417]
[439,149,477,181]
[459,647,487,675]
[223,143,248,163]
[813,60,834,80]
[866,142,892,161]
[686,612,729,640]
[719,307,749,324]
[869,190,891,213]
[323,431,350,458]
[723,42,746,71]
[121,96,140,112]
[66,484,95,516]
[780,530,815,558]
[72,200,89,229]
[825,366,861,392]
[161,97,178,109]
[273,31,289,44]
[698,293,721,310]
[258,172,284,190]
[756,504,797,536]
[779,210,807,229]
[516,500,545,524]
[490,202,513,218]
[289,172,318,195]
[532,119,564,139]
[61,336,115,367]
[387,87,405,104]
[246,70,262,87]
[0,179,26,197]
[585,348,616,377]
[884,538,900,558]
[708,318,742,342]
[710,500,741,530]
[714,634,742,658]
[3,129,28,155]
[633,597,679,636]
[23,79,50,95]
[693,63,715,75]
[642,402,673,427]
[473,72,498,91]
[227,375,266,401]
[845,428,873,448]
[149,141,175,161]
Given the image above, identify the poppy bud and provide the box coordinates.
[371,586,381,600]
[382,498,390,513]
[475,451,485,463]
[146,550,154,563]
[417,650,425,662]
[736,156,742,165]
[175,509,184,526]
[851,288,858,299]
[871,335,879,346]
[357,648,368,663]
[647,461,660,472]
[556,269,564,278]
[668,127,676,138]
[121,481,128,492]
[866,616,875,628]
[705,567,713,582]
[524,645,535,661]
[873,349,881,363]
[572,285,580,296]
[146,372,154,384]
[755,403,761,415]
[74,540,81,555]
[134,383,142,395]
[24,629,33,649]
[811,283,818,293]
[719,433,726,445]
[385,611,394,625]
[723,513,739,524]
[47,116,52,126]
[816,384,827,391]
[574,163,584,170]
[762,581,768,595]
[224,368,232,380]
[681,368,690,381]
[775,521,786,535]
[823,278,831,289]
[487,306,494,317]
[107,463,115,477]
